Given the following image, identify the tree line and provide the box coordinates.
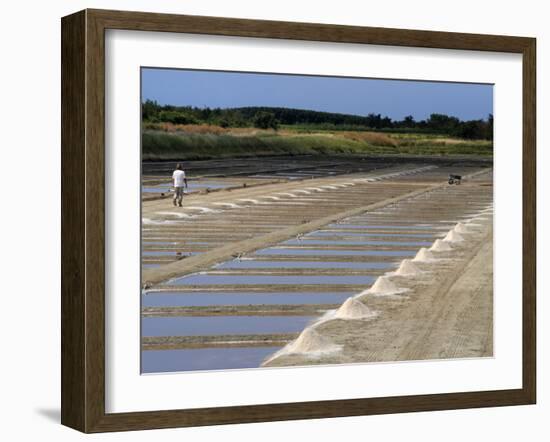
[142,100,493,140]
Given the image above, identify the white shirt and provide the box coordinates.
[172,170,186,187]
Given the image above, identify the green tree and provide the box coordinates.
[486,114,494,140]
[456,120,484,139]
[427,113,460,133]
[142,99,161,121]
[403,115,415,128]
[157,111,197,125]
[253,111,279,130]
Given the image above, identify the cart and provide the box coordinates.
[448,174,462,185]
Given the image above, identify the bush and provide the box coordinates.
[253,111,279,130]
[157,111,198,125]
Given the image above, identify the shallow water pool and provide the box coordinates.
[309,231,437,238]
[142,263,162,269]
[254,248,416,257]
[167,274,376,286]
[142,315,316,337]
[327,224,440,230]
[142,181,230,193]
[284,239,432,247]
[215,260,395,270]
[142,291,353,307]
[141,347,280,373]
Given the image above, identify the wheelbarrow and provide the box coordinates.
[448,174,462,185]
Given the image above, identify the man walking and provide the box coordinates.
[172,163,188,207]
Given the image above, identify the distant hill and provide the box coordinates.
[229,106,388,127]
[142,100,493,140]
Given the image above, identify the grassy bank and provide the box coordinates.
[142,125,493,161]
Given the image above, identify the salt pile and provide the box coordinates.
[367,276,408,296]
[186,206,221,214]
[413,247,437,262]
[142,218,178,225]
[334,297,376,319]
[263,328,342,363]
[430,239,453,252]
[394,259,423,276]
[467,216,487,224]
[285,327,341,353]
[371,276,398,292]
[454,222,471,234]
[156,211,193,218]
[443,230,464,242]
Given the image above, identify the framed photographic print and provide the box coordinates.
[61,9,536,433]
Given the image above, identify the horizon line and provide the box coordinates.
[141,101,492,122]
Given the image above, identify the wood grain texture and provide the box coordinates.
[522,38,536,404]
[61,10,86,431]
[89,8,532,52]
[85,9,107,433]
[61,8,537,433]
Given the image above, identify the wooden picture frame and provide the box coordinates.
[61,8,536,433]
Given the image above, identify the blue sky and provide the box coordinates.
[142,68,493,121]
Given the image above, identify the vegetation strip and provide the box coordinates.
[142,103,493,161]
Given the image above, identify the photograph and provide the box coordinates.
[139,68,494,374]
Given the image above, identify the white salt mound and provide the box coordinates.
[413,247,436,262]
[186,206,220,214]
[142,218,178,225]
[395,259,422,276]
[444,230,464,242]
[366,276,409,296]
[334,297,376,319]
[468,216,487,224]
[278,328,342,357]
[370,276,399,293]
[430,239,453,252]
[156,211,194,219]
[454,222,471,234]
